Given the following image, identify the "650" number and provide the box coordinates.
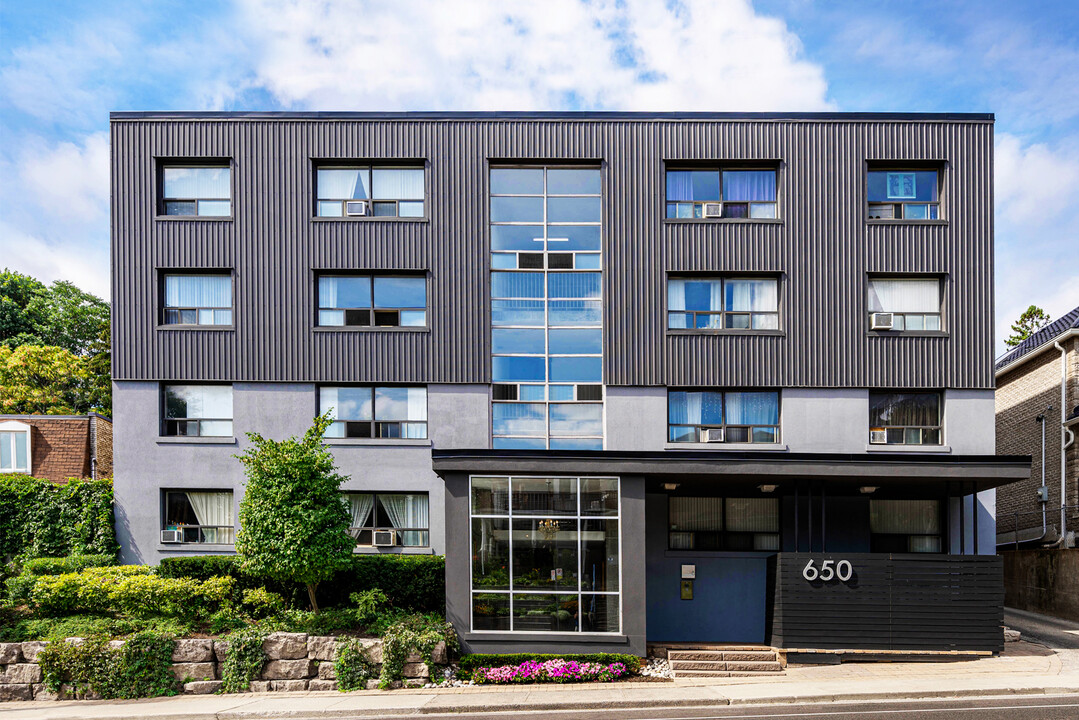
[802,559,853,582]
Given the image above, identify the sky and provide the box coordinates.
[1,0,1076,356]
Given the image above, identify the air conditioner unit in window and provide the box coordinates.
[702,202,723,218]
[869,429,887,444]
[160,529,182,544]
[345,200,368,216]
[372,529,397,547]
[870,312,894,330]
[700,428,725,443]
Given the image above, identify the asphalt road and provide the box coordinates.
[359,695,1079,719]
[1005,607,1079,649]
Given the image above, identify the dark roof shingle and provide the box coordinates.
[995,305,1079,371]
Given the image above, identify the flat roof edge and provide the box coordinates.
[430,449,1028,465]
[109,111,995,122]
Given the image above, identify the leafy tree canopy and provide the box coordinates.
[0,344,95,415]
[0,269,109,357]
[1005,305,1051,349]
[235,414,355,612]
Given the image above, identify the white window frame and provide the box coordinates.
[468,475,622,635]
[0,421,32,474]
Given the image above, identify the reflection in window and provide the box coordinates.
[341,492,429,546]
[317,275,426,327]
[668,390,780,444]
[869,392,941,445]
[162,385,233,437]
[320,386,427,439]
[163,490,234,543]
[470,476,619,633]
[868,278,942,331]
[668,277,779,330]
[867,169,939,220]
[162,165,230,216]
[317,166,424,218]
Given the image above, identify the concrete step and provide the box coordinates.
[725,660,783,672]
[670,669,785,677]
[668,651,726,662]
[668,650,779,663]
[668,660,727,671]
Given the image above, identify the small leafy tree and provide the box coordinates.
[1005,305,1051,348]
[235,413,354,612]
[0,344,94,414]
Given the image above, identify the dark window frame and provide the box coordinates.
[667,389,782,445]
[666,274,781,332]
[667,495,781,551]
[318,384,429,440]
[865,162,945,222]
[158,269,235,328]
[315,272,429,329]
[160,383,234,438]
[160,489,235,544]
[664,162,781,221]
[156,158,233,218]
[868,390,943,446]
[313,161,428,220]
[868,497,944,553]
[341,491,431,547]
[866,274,946,335]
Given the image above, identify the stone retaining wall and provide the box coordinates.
[0,632,448,701]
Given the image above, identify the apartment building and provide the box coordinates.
[111,111,1028,656]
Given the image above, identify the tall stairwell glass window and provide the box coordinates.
[669,390,780,443]
[867,278,941,331]
[163,274,232,326]
[666,169,776,219]
[868,392,941,445]
[489,166,604,450]
[317,166,424,218]
[320,386,427,439]
[162,385,233,437]
[867,169,939,219]
[318,275,426,327]
[668,277,778,330]
[161,165,230,216]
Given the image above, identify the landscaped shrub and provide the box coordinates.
[458,653,641,674]
[379,614,459,688]
[22,554,116,575]
[0,614,191,643]
[31,566,235,619]
[219,627,268,693]
[0,475,118,562]
[37,632,177,699]
[334,638,376,691]
[157,555,243,581]
[471,658,629,685]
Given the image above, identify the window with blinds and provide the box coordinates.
[668,496,779,551]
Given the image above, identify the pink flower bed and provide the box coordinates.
[472,658,629,684]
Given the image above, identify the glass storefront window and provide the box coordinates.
[469,476,620,634]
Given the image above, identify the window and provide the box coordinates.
[317,275,426,327]
[668,390,780,443]
[342,492,429,547]
[163,490,234,543]
[162,385,233,437]
[868,278,941,331]
[870,499,941,552]
[320,386,427,439]
[666,169,777,219]
[0,421,31,474]
[867,169,939,220]
[490,166,604,451]
[316,166,425,218]
[470,476,620,633]
[869,392,941,445]
[162,274,232,326]
[161,165,230,216]
[668,277,779,330]
[669,496,779,551]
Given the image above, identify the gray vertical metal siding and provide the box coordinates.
[111,115,994,389]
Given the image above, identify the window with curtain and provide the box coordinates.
[867,169,940,220]
[668,390,780,443]
[316,165,425,218]
[668,276,779,330]
[163,274,232,326]
[669,496,779,550]
[161,165,231,216]
[341,492,430,547]
[162,385,233,437]
[0,422,31,474]
[317,275,426,327]
[470,476,620,633]
[868,277,942,331]
[666,168,777,219]
[870,499,942,553]
[320,386,427,439]
[163,490,234,543]
[868,392,942,445]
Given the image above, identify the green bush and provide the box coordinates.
[220,627,267,693]
[31,566,235,619]
[379,614,459,688]
[334,638,376,691]
[0,475,118,562]
[457,653,641,674]
[157,555,243,581]
[0,614,191,643]
[23,554,116,576]
[38,632,177,699]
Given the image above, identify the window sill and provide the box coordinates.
[664,218,783,225]
[665,443,788,452]
[155,325,235,331]
[865,444,951,453]
[867,219,949,226]
[463,632,629,643]
[667,329,785,337]
[312,326,431,333]
[868,330,949,338]
[155,215,234,222]
[352,546,435,555]
[157,544,235,553]
[311,216,430,223]
[156,436,238,445]
[326,438,431,447]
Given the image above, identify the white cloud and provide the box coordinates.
[237,0,832,111]
[995,133,1079,230]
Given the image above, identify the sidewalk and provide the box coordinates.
[3,641,1077,719]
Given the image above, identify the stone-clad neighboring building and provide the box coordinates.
[0,413,113,482]
[995,306,1079,547]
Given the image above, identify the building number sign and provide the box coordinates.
[802,559,853,583]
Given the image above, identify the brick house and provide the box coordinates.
[995,306,1079,547]
[0,413,113,483]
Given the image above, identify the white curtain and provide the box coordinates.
[343,493,374,538]
[317,168,368,199]
[868,279,940,313]
[186,492,233,543]
[165,275,230,308]
[318,276,339,308]
[164,167,230,198]
[667,279,686,311]
[726,279,776,312]
[372,168,424,199]
[381,494,429,545]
